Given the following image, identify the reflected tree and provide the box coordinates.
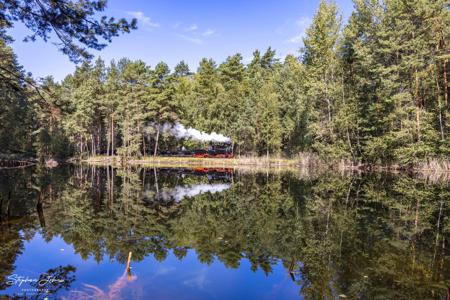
[0,166,448,299]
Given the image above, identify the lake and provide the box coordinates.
[0,165,448,299]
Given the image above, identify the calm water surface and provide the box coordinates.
[0,166,448,299]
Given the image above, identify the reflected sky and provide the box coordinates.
[0,166,448,299]
[5,233,299,299]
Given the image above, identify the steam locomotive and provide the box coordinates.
[159,142,234,158]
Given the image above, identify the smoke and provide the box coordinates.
[162,122,231,143]
[154,183,231,202]
[171,183,231,201]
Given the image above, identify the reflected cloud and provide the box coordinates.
[146,182,232,203]
[154,266,176,276]
[183,268,208,290]
[170,183,231,202]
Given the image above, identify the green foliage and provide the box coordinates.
[0,39,32,155]
[0,0,137,62]
[1,0,449,165]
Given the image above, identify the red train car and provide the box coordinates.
[192,143,233,158]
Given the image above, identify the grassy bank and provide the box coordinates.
[3,152,447,175]
[85,155,301,169]
[339,158,450,174]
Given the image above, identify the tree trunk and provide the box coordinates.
[143,134,146,156]
[107,119,111,156]
[79,139,83,157]
[111,166,115,204]
[415,69,421,142]
[416,108,421,142]
[97,127,101,155]
[153,126,160,157]
[36,191,46,228]
[436,64,445,140]
[326,98,332,123]
[106,164,111,209]
[91,135,95,157]
[434,201,443,264]
[111,115,115,156]
[346,128,354,160]
[444,59,448,109]
[126,122,130,158]
[154,167,159,194]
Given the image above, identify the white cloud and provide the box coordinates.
[183,268,208,289]
[289,34,303,43]
[288,16,311,44]
[173,23,216,45]
[154,266,176,276]
[296,16,312,28]
[185,24,198,31]
[177,34,203,45]
[175,24,215,44]
[127,11,160,29]
[201,29,215,37]
[288,17,312,44]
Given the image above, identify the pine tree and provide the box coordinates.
[275,55,308,154]
[0,38,31,155]
[146,62,178,156]
[302,0,345,158]
[190,58,222,132]
[116,59,148,158]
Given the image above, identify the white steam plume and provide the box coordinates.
[162,122,231,143]
[171,183,231,201]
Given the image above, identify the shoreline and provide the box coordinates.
[83,155,450,174]
[1,155,449,175]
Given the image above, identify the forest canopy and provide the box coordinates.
[0,0,449,165]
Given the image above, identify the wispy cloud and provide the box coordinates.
[174,24,215,45]
[288,34,303,44]
[154,266,176,276]
[295,16,312,28]
[185,24,198,32]
[183,268,208,289]
[288,16,311,44]
[201,29,215,37]
[177,34,203,45]
[127,11,160,29]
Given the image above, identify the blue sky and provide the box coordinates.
[9,0,354,81]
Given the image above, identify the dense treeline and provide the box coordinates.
[1,0,449,164]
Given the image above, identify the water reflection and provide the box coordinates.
[0,165,449,299]
[143,168,233,204]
